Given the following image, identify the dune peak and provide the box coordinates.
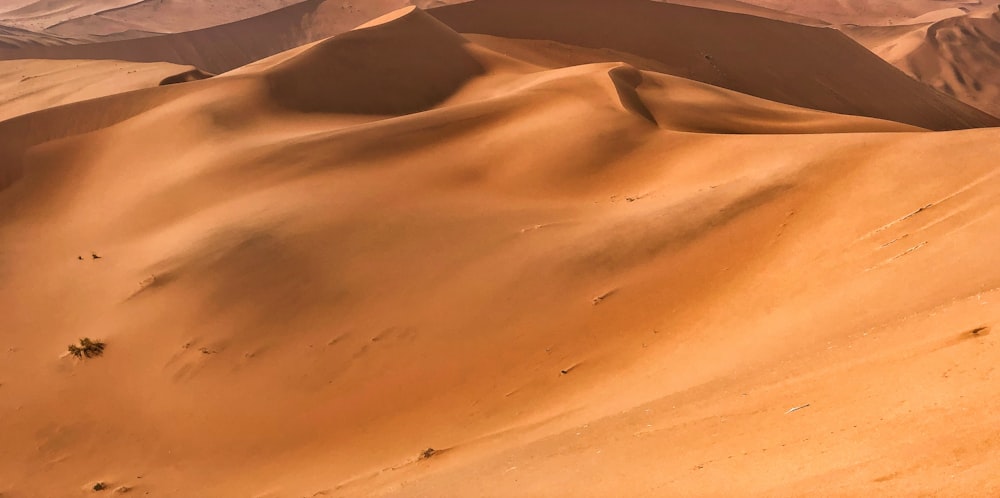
[260,5,481,115]
[356,5,421,30]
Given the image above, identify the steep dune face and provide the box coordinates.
[729,1,1000,119]
[3,6,1000,497]
[263,7,484,115]
[429,0,998,131]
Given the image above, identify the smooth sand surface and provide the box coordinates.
[718,0,1000,26]
[0,0,142,31]
[47,0,306,37]
[1,3,1000,498]
[0,58,203,121]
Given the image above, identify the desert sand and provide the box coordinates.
[3,0,999,118]
[1,2,1000,497]
[844,5,1000,117]
[0,58,204,121]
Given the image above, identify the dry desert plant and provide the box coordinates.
[68,338,106,359]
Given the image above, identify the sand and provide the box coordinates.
[2,0,997,119]
[0,58,203,121]
[716,0,1000,26]
[46,0,306,37]
[0,0,142,32]
[0,0,994,129]
[1,2,1000,497]
[845,8,1000,117]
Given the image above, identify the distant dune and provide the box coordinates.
[720,0,1000,26]
[0,0,405,73]
[4,0,997,120]
[2,3,1000,498]
[0,0,994,130]
[0,58,203,121]
[46,0,305,37]
[901,10,1000,116]
[0,0,142,31]
[430,0,997,130]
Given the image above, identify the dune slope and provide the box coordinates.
[904,11,1000,117]
[721,0,1000,26]
[2,6,1000,497]
[429,0,998,131]
[0,0,339,74]
[0,0,142,31]
[46,0,307,37]
[0,0,995,132]
[0,58,204,122]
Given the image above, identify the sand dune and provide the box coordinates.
[724,0,1000,26]
[900,10,1000,117]
[0,0,143,31]
[842,7,1000,117]
[0,58,203,121]
[0,0,415,74]
[2,3,1000,498]
[47,0,306,37]
[666,1,1000,118]
[4,0,995,121]
[0,0,994,131]
[0,22,80,48]
[657,0,828,25]
[430,0,997,130]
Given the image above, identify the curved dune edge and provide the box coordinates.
[1,2,1000,498]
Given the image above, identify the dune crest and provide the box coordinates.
[263,7,484,115]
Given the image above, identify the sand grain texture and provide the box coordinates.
[1,3,1000,498]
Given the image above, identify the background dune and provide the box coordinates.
[3,1,998,120]
[723,0,1000,26]
[1,2,1000,498]
[0,0,994,130]
[856,8,1000,117]
[429,0,997,130]
[46,0,305,37]
[0,0,143,32]
[0,58,202,121]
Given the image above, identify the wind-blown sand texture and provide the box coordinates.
[1,2,1000,497]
